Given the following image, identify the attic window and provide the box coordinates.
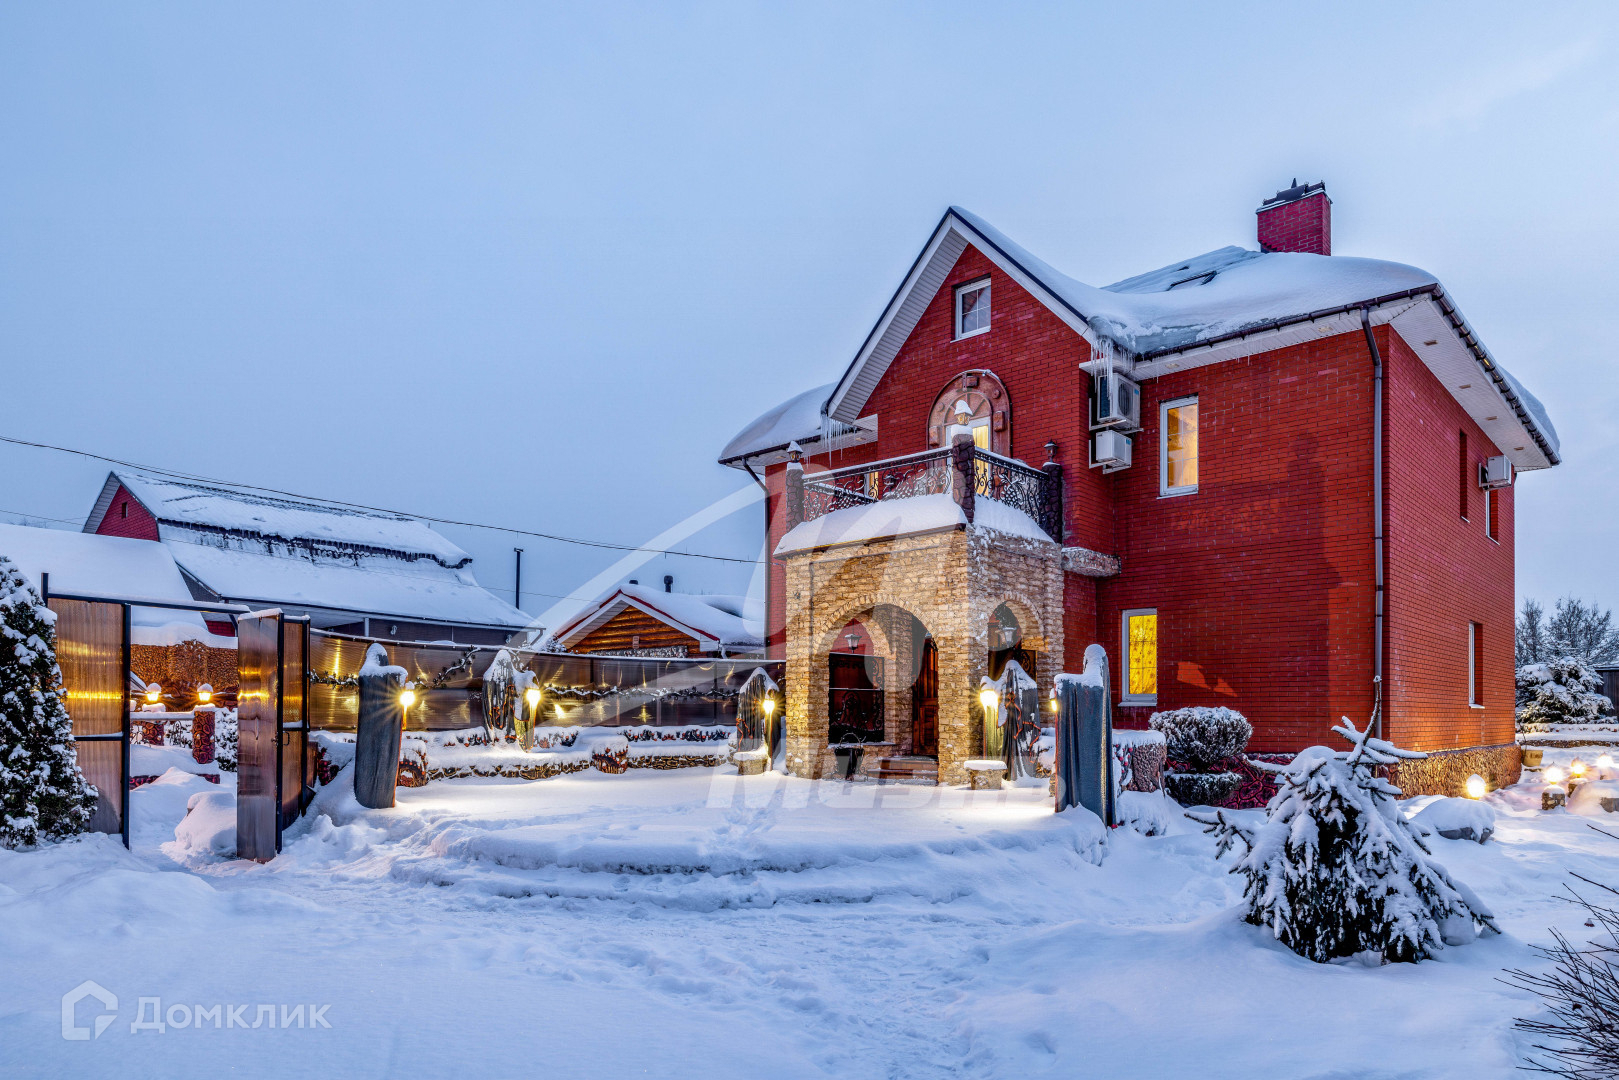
[120,501,128,519]
[955,279,990,339]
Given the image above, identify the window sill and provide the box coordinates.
[954,327,990,342]
[1159,488,1198,499]
[1469,704,1485,710]
[1120,697,1157,708]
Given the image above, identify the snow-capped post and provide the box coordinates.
[1054,645,1114,825]
[950,433,976,524]
[0,554,98,848]
[355,643,408,809]
[784,442,805,531]
[1188,715,1498,964]
[1041,441,1063,545]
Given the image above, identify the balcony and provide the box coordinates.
[792,441,1064,543]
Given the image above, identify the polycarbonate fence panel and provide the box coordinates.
[302,631,783,734]
[236,613,279,862]
[279,622,308,831]
[49,598,126,835]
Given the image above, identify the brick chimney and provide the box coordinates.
[1257,179,1331,255]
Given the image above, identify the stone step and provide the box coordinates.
[877,756,937,772]
[873,769,938,784]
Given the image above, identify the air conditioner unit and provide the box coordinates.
[1479,455,1513,490]
[1089,374,1141,432]
[1089,429,1132,472]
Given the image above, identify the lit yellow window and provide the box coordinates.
[1162,398,1199,495]
[1125,610,1157,699]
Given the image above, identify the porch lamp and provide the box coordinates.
[762,695,777,718]
[145,683,162,706]
[399,686,418,710]
[1464,773,1487,800]
[196,684,214,706]
[978,686,999,715]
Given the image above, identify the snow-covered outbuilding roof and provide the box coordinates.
[0,522,234,647]
[83,471,529,631]
[553,584,764,655]
[721,206,1559,472]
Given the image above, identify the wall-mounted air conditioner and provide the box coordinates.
[1089,374,1141,432]
[1479,455,1513,490]
[1089,429,1132,472]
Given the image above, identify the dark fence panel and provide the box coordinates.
[279,620,310,833]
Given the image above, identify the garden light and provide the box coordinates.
[1049,692,1060,714]
[145,683,162,705]
[1464,773,1487,800]
[524,686,542,711]
[1570,759,1587,779]
[978,687,999,714]
[1599,754,1615,775]
[399,688,417,709]
[1544,766,1564,786]
[196,683,213,705]
[762,695,777,717]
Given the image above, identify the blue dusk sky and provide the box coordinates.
[1,2,1615,627]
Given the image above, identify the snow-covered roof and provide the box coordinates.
[0,522,234,647]
[86,471,471,566]
[162,540,530,629]
[723,207,1559,471]
[81,470,528,630]
[773,492,1051,556]
[553,584,764,653]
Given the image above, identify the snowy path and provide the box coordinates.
[1,767,1611,1078]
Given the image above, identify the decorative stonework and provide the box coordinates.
[1061,545,1121,578]
[779,516,1064,785]
[1389,742,1521,798]
[927,370,1011,454]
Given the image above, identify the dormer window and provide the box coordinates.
[955,278,991,339]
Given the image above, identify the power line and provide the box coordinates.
[0,432,761,565]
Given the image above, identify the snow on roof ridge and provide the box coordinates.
[111,469,471,566]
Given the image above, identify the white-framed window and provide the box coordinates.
[1468,622,1483,707]
[1160,396,1199,496]
[954,278,991,339]
[1121,608,1158,705]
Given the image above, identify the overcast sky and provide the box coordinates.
[2,2,1615,629]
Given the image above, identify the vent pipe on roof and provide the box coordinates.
[1257,179,1331,255]
[663,575,674,593]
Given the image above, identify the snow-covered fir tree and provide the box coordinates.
[1190,716,1497,964]
[0,555,98,847]
[1515,657,1617,727]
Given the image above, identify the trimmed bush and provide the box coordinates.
[1149,707,1253,769]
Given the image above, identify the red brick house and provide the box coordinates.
[719,183,1558,789]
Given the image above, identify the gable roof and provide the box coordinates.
[85,470,471,566]
[553,584,764,653]
[83,470,529,630]
[722,207,1559,472]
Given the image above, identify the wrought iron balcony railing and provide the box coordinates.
[796,442,1064,542]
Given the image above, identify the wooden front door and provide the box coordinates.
[911,636,938,757]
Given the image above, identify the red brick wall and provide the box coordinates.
[1257,192,1331,256]
[1094,332,1378,752]
[94,484,160,541]
[1383,332,1515,752]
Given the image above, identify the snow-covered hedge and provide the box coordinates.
[1517,658,1616,727]
[1149,707,1252,769]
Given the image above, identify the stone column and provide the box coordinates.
[784,445,805,531]
[951,434,976,525]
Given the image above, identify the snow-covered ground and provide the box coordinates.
[1,764,1613,1079]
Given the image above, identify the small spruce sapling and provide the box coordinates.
[0,555,98,847]
[1190,716,1497,964]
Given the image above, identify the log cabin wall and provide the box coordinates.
[571,607,704,656]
